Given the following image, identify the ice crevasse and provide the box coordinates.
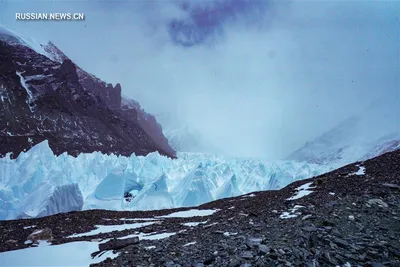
[0,141,328,220]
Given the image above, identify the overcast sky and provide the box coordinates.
[0,0,398,159]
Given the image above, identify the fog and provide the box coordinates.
[0,0,398,159]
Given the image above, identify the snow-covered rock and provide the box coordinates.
[0,24,54,60]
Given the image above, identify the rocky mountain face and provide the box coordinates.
[0,27,175,158]
[1,149,399,266]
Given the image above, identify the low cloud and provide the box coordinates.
[1,0,398,159]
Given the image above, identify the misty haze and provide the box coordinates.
[1,0,398,159]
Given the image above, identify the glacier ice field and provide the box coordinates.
[0,141,330,220]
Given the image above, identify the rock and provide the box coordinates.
[258,244,270,255]
[283,260,293,266]
[246,238,262,247]
[98,237,139,251]
[213,231,225,235]
[358,254,366,261]
[239,251,253,259]
[57,59,79,83]
[325,201,338,207]
[322,219,335,226]
[235,236,247,242]
[302,226,317,232]
[348,215,355,221]
[27,228,53,244]
[367,199,389,208]
[5,239,18,244]
[332,229,341,236]
[302,214,313,220]
[229,259,242,267]
[382,183,400,190]
[332,237,349,248]
[249,211,259,217]
[269,253,279,260]
[203,256,215,265]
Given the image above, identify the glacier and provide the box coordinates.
[0,141,328,220]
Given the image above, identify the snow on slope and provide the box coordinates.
[287,97,400,167]
[0,141,327,220]
[0,240,120,266]
[0,24,55,60]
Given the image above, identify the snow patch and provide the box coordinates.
[67,222,157,238]
[203,222,218,228]
[242,193,256,198]
[182,221,207,227]
[354,166,366,176]
[118,231,176,241]
[287,182,316,200]
[280,205,305,219]
[159,209,218,218]
[223,232,238,237]
[16,71,35,112]
[0,241,119,266]
[31,229,43,235]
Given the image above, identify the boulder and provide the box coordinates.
[98,236,139,251]
[27,227,53,244]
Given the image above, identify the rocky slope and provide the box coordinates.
[1,149,399,266]
[0,26,175,158]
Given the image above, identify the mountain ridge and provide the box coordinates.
[0,25,175,159]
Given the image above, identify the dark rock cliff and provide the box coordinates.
[0,32,175,158]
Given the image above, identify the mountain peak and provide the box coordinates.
[0,27,176,159]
